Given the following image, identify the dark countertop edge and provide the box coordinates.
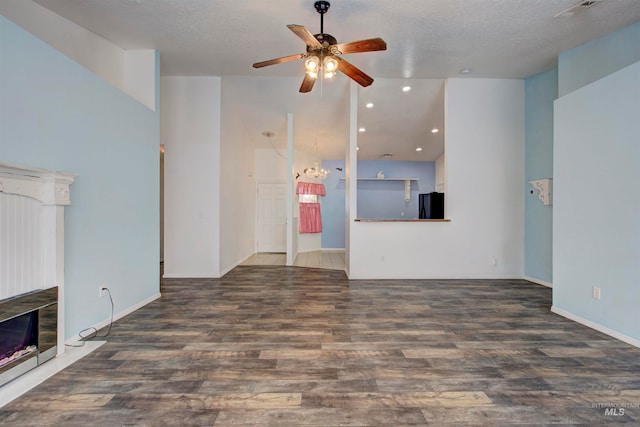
[354,219,451,222]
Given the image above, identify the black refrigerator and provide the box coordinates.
[419,192,445,219]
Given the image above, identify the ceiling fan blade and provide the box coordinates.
[299,73,317,93]
[335,57,374,87]
[287,24,322,48]
[334,38,387,55]
[253,53,304,69]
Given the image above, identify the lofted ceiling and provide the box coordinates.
[30,0,640,161]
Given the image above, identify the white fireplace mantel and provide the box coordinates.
[0,163,74,205]
[0,162,75,356]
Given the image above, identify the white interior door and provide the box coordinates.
[257,182,287,253]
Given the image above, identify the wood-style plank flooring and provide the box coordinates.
[1,266,640,425]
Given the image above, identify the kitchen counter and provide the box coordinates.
[354,219,451,222]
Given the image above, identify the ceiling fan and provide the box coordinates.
[252,1,387,93]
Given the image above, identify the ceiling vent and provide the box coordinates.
[555,0,603,18]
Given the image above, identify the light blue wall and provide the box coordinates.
[321,160,435,248]
[553,20,640,342]
[558,21,640,97]
[525,20,640,288]
[553,59,640,341]
[0,17,160,340]
[524,69,557,284]
[357,160,436,219]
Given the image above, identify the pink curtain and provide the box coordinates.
[299,203,322,233]
[296,182,326,195]
[297,182,325,233]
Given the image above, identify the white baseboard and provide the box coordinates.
[237,252,254,265]
[65,292,161,345]
[220,260,241,277]
[221,252,259,276]
[551,306,640,349]
[524,276,553,288]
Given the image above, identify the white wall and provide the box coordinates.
[162,76,221,277]
[160,155,164,262]
[348,78,524,279]
[124,49,157,110]
[0,0,156,110]
[255,149,288,182]
[435,153,446,193]
[345,82,358,276]
[219,78,257,274]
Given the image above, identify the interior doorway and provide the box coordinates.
[256,182,287,253]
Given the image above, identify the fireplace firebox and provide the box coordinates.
[0,287,58,387]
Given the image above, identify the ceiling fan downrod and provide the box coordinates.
[313,1,336,47]
[314,1,330,35]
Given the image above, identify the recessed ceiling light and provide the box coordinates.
[358,127,366,133]
[402,86,412,93]
[356,146,360,151]
[459,68,471,74]
[431,128,439,133]
[366,102,374,109]
[415,147,423,152]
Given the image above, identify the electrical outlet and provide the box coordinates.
[592,286,601,300]
[98,286,107,298]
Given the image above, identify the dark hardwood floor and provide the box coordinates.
[1,266,640,425]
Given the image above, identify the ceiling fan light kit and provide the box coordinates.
[252,1,387,93]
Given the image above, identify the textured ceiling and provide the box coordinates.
[30,0,640,160]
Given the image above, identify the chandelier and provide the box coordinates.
[304,162,330,180]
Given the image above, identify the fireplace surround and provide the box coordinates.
[0,163,74,388]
